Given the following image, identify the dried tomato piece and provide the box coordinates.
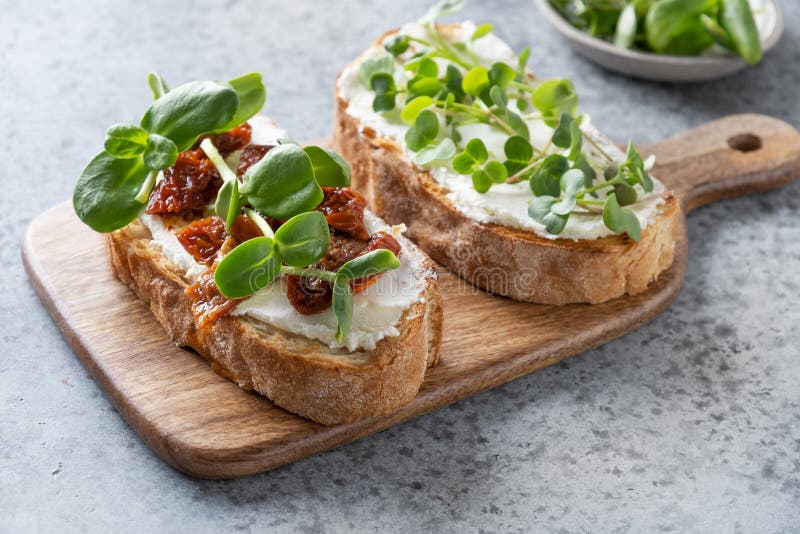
[351,232,402,292]
[286,275,334,315]
[186,267,241,328]
[317,187,369,240]
[194,123,252,157]
[146,150,221,215]
[319,233,368,272]
[237,144,274,177]
[176,216,227,266]
[228,214,262,243]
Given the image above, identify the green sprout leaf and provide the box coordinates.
[472,161,507,193]
[622,140,654,192]
[489,62,515,87]
[413,138,456,166]
[550,169,584,215]
[453,138,488,174]
[402,96,434,124]
[385,34,410,56]
[140,80,238,152]
[614,3,638,49]
[420,0,464,24]
[142,133,178,170]
[405,109,439,151]
[332,276,353,345]
[552,113,575,149]
[614,183,639,206]
[241,143,323,220]
[720,0,763,64]
[603,193,642,241]
[104,124,148,159]
[274,211,330,267]
[503,135,534,175]
[146,72,169,99]
[492,107,529,140]
[530,154,569,197]
[472,23,494,40]
[568,120,583,161]
[222,72,267,131]
[370,72,398,112]
[462,66,490,96]
[517,47,531,80]
[573,153,597,188]
[73,152,149,233]
[528,196,569,235]
[214,236,280,298]
[489,85,508,108]
[359,56,396,88]
[532,79,578,127]
[443,64,465,102]
[303,145,351,187]
[645,0,716,55]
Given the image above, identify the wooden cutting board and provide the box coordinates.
[22,114,800,479]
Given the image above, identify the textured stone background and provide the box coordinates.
[2,1,799,532]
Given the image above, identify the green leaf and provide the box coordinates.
[528,196,568,235]
[104,123,149,159]
[551,169,584,215]
[140,80,238,152]
[503,135,534,175]
[624,140,654,192]
[614,183,639,206]
[532,79,578,127]
[551,113,574,149]
[573,153,597,188]
[215,178,240,232]
[370,72,398,112]
[472,23,493,40]
[408,76,441,98]
[337,248,401,281]
[614,3,638,49]
[416,58,439,78]
[645,0,716,55]
[420,0,464,23]
[385,34,410,56]
[303,145,351,187]
[241,143,323,220]
[603,193,642,241]
[401,96,434,124]
[222,72,267,131]
[405,109,439,151]
[332,276,353,344]
[530,154,568,197]
[73,152,149,233]
[489,85,508,108]
[413,138,456,166]
[274,211,330,267]
[453,138,489,174]
[517,47,531,79]
[462,66,490,96]
[489,62,515,87]
[472,161,507,193]
[720,0,763,64]
[214,236,280,298]
[359,55,396,88]
[443,65,465,102]
[142,133,178,170]
[146,72,169,99]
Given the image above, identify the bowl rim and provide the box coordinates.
[534,0,784,67]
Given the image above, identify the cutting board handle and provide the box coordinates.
[641,114,800,213]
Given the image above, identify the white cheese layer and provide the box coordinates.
[139,116,426,352]
[336,21,668,241]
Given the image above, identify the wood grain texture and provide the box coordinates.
[22,114,800,478]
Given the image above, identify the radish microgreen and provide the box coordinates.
[357,0,660,240]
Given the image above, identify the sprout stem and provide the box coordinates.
[199,138,238,184]
[245,208,274,239]
[134,170,158,203]
[280,266,338,283]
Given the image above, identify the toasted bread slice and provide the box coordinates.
[107,187,442,425]
[333,25,679,305]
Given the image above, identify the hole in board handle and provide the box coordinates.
[727,134,762,153]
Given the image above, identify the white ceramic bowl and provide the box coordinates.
[535,0,784,82]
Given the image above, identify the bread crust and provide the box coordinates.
[333,70,679,305]
[107,219,442,425]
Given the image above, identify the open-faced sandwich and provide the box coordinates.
[72,73,442,424]
[334,0,679,305]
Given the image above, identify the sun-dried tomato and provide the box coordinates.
[193,123,252,157]
[237,144,274,177]
[146,150,221,215]
[176,216,227,266]
[186,267,241,328]
[285,276,334,315]
[317,187,369,240]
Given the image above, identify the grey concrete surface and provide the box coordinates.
[2,1,799,532]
